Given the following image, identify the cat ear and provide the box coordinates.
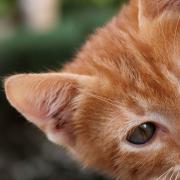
[4,73,91,145]
[137,0,179,27]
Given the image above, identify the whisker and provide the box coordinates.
[162,167,174,180]
[169,170,175,180]
[83,91,121,110]
[174,171,179,180]
[156,167,173,180]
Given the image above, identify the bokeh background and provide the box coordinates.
[0,0,126,180]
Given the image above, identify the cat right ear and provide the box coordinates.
[137,0,179,27]
[4,73,92,145]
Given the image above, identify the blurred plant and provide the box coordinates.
[0,0,16,17]
[0,0,126,22]
[63,0,125,7]
[19,0,60,31]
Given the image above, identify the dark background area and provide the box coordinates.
[0,0,126,179]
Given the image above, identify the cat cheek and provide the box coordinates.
[46,130,74,146]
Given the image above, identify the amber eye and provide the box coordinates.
[126,122,156,145]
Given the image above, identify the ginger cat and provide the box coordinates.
[4,0,180,179]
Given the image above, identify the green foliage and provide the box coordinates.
[63,0,123,6]
[0,0,16,16]
[63,0,126,11]
[0,6,116,73]
[0,0,126,17]
[0,0,127,73]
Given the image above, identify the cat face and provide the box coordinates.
[4,0,180,179]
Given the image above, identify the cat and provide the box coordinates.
[4,0,180,179]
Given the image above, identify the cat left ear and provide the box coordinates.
[4,73,91,145]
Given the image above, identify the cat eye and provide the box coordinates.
[127,122,156,145]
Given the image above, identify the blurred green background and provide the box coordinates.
[0,0,126,180]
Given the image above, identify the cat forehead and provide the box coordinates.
[101,70,180,120]
[120,106,170,126]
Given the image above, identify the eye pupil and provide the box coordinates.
[127,122,156,145]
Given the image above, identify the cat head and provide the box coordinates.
[4,0,180,179]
